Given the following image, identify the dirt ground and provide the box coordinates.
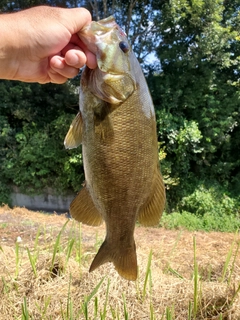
[0,205,240,319]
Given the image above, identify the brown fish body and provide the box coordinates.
[64,17,165,280]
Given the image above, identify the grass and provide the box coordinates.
[160,210,240,232]
[0,205,240,319]
[193,236,199,319]
[0,222,7,229]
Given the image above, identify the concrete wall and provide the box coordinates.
[11,191,75,213]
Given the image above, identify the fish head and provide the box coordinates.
[79,16,132,75]
[78,16,136,104]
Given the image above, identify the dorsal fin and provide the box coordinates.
[64,112,83,149]
[138,169,165,226]
[70,186,103,226]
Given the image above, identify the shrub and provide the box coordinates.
[160,183,240,232]
[178,183,240,217]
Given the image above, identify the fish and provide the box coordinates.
[64,16,165,281]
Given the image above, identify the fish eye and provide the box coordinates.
[119,41,129,53]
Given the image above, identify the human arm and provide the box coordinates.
[0,6,97,84]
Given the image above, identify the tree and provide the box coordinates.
[84,0,162,65]
[148,0,240,208]
[0,80,86,201]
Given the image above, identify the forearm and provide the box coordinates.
[0,13,21,80]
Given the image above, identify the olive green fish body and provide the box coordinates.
[64,17,165,280]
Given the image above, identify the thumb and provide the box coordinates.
[61,7,92,35]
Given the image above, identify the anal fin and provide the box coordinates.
[138,169,166,226]
[70,186,103,226]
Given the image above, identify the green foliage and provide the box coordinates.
[0,181,11,205]
[157,109,203,182]
[161,183,240,232]
[179,184,240,217]
[1,117,84,194]
[161,210,240,233]
[0,80,84,199]
[149,0,240,210]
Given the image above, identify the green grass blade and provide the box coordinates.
[221,239,235,282]
[2,276,10,294]
[150,302,155,320]
[78,222,82,269]
[101,278,110,319]
[85,277,105,304]
[15,242,20,279]
[228,238,240,284]
[21,297,29,320]
[168,267,184,279]
[229,283,240,307]
[64,238,75,272]
[66,274,73,319]
[160,312,165,320]
[110,304,119,319]
[188,301,192,320]
[143,249,152,300]
[35,296,51,319]
[164,231,182,273]
[94,296,98,320]
[135,268,140,300]
[122,294,129,320]
[166,306,173,320]
[193,236,199,319]
[27,248,37,277]
[50,220,69,272]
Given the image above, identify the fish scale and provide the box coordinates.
[64,16,165,280]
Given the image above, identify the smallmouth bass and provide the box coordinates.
[64,16,165,280]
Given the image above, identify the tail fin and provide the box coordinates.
[89,240,138,281]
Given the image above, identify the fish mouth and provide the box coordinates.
[78,16,119,55]
[87,16,118,34]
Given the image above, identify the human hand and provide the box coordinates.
[0,6,97,84]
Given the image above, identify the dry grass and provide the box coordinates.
[0,205,240,319]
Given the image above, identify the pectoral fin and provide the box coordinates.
[138,169,166,226]
[64,112,82,149]
[70,186,103,226]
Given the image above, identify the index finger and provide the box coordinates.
[64,35,97,69]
